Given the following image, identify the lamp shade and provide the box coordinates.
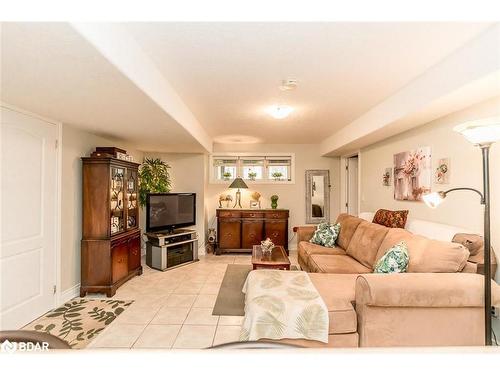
[228,177,248,189]
[422,191,446,208]
[454,117,500,146]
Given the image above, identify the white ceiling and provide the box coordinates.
[124,22,491,144]
[0,22,205,152]
[1,22,494,152]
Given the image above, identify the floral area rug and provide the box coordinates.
[23,298,133,349]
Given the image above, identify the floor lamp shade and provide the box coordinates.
[454,117,500,145]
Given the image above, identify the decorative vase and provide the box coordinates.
[270,196,278,209]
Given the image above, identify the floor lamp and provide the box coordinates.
[423,117,500,346]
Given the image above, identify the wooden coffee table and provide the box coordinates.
[252,245,291,270]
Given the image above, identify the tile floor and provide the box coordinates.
[88,251,299,350]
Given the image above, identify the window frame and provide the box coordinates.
[209,153,296,184]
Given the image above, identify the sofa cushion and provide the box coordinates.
[309,273,358,334]
[376,228,470,273]
[298,241,345,257]
[372,209,409,228]
[409,237,469,273]
[310,222,341,247]
[298,241,346,271]
[346,221,389,268]
[309,254,372,274]
[374,228,414,262]
[452,233,482,256]
[373,241,409,273]
[335,214,363,250]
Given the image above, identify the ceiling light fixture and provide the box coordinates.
[267,105,294,119]
[279,79,298,91]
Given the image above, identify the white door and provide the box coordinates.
[346,156,359,216]
[1,107,59,329]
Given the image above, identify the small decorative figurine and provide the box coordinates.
[250,191,262,208]
[260,238,275,255]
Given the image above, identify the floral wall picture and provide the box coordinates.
[382,168,392,186]
[393,147,431,201]
[435,158,450,184]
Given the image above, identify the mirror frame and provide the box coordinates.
[305,170,330,224]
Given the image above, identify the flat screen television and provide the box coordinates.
[146,193,196,232]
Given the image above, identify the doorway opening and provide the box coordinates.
[345,155,359,216]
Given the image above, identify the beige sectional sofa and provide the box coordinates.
[287,213,500,348]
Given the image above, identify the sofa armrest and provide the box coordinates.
[356,273,500,308]
[294,225,317,243]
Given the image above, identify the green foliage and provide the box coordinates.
[138,158,171,207]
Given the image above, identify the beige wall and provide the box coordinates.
[141,152,207,254]
[61,124,144,291]
[206,144,341,250]
[359,96,500,280]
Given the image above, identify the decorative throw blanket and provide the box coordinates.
[240,270,329,343]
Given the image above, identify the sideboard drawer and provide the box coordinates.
[241,212,264,218]
[265,220,287,247]
[264,211,289,219]
[218,210,241,218]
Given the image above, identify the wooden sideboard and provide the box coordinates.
[216,209,289,255]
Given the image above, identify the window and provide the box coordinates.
[213,157,238,181]
[267,157,291,181]
[210,154,294,183]
[241,158,264,180]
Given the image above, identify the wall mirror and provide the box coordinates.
[305,170,330,224]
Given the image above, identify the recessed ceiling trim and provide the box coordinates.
[71,22,213,153]
[320,24,500,156]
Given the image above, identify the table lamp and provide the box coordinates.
[229,177,248,208]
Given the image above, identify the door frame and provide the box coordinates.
[1,102,63,310]
[340,151,361,215]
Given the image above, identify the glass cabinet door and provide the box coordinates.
[126,168,138,229]
[110,167,125,235]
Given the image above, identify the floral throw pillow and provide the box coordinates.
[372,209,409,229]
[373,241,409,273]
[309,222,341,248]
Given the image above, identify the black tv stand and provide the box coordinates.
[144,229,198,271]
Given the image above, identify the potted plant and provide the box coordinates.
[248,171,257,181]
[271,171,283,181]
[270,194,279,209]
[138,158,171,207]
[223,171,232,181]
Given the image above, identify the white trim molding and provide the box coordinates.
[59,284,81,304]
[208,152,296,184]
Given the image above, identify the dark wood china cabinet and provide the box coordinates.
[80,155,142,297]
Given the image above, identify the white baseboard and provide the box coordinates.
[59,283,80,304]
